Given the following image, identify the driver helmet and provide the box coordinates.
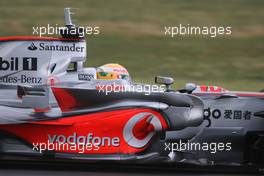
[96,63,130,80]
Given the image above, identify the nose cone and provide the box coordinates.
[163,95,204,130]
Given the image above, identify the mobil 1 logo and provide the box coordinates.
[0,57,38,71]
[0,57,42,84]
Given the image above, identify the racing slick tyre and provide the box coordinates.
[245,131,264,164]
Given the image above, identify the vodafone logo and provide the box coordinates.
[123,112,162,148]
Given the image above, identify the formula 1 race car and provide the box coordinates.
[0,8,204,163]
[0,8,263,170]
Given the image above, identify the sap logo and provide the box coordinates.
[28,43,38,51]
[0,57,38,71]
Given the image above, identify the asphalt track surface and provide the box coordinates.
[0,170,257,176]
[0,160,261,176]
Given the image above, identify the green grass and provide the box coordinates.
[0,0,263,91]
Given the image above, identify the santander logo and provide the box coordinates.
[123,112,163,148]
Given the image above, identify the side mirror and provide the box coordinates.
[155,76,174,91]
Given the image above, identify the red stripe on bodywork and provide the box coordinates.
[52,87,78,112]
[194,92,264,98]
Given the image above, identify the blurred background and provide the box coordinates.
[0,0,263,91]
